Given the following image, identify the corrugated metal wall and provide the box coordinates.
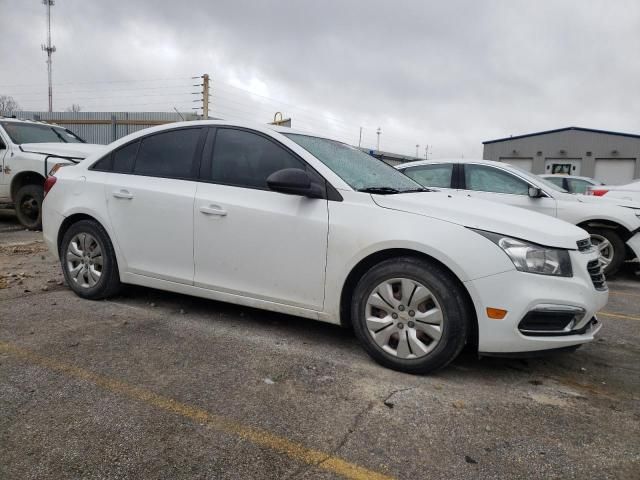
[0,111,202,145]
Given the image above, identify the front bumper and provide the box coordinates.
[466,250,608,354]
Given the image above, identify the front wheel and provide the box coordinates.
[351,257,470,374]
[586,228,625,276]
[60,219,122,299]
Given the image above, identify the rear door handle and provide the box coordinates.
[112,189,134,199]
[199,205,227,216]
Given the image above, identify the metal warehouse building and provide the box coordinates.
[482,127,640,185]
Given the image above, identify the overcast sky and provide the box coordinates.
[1,0,639,157]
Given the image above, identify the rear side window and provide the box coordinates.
[567,178,591,194]
[208,128,303,189]
[403,164,453,188]
[112,141,139,173]
[545,176,565,188]
[133,128,201,178]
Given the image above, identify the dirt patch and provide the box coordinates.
[0,241,49,256]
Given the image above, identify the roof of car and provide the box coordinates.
[539,174,596,182]
[396,158,504,169]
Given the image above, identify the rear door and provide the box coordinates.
[193,127,329,310]
[104,127,204,283]
[460,163,557,217]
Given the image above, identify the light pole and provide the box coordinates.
[415,144,420,158]
[376,127,381,151]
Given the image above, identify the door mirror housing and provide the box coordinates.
[267,168,324,198]
[528,186,544,198]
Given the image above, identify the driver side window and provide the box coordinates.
[465,164,529,195]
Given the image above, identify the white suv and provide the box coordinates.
[397,159,640,276]
[43,121,607,374]
[0,118,105,229]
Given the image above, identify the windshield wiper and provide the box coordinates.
[357,187,401,194]
[398,187,433,193]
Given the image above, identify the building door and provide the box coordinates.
[594,158,636,185]
[544,158,581,176]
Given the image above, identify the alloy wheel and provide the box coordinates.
[66,233,103,288]
[365,278,443,359]
[589,233,614,268]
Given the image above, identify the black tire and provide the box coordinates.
[585,228,625,277]
[60,219,121,300]
[15,184,44,230]
[351,256,471,374]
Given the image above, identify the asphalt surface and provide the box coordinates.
[1,207,639,479]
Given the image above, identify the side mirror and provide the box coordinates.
[267,168,324,198]
[528,186,543,198]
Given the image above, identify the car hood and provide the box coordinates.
[20,142,106,159]
[372,192,587,249]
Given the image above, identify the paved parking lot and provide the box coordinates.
[1,207,639,479]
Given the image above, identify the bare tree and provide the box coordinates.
[66,103,82,112]
[0,95,20,112]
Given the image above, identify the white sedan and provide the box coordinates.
[397,159,640,276]
[43,122,607,373]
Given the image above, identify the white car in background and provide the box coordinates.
[540,174,603,194]
[587,180,640,203]
[396,159,640,276]
[42,121,607,374]
[0,118,105,229]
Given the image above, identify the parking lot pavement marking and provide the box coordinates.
[0,340,394,480]
[599,311,640,321]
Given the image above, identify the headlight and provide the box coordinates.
[472,230,573,277]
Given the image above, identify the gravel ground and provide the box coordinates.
[1,207,639,479]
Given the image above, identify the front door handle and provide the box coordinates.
[112,189,134,199]
[199,205,227,216]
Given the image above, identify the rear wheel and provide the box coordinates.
[586,228,625,276]
[351,257,470,374]
[60,219,121,299]
[15,184,44,230]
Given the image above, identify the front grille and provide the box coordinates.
[587,259,607,291]
[577,238,592,252]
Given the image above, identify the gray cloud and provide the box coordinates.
[1,0,639,157]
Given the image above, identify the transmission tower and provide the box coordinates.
[42,0,56,112]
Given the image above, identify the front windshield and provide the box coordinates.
[1,121,85,145]
[507,164,568,193]
[284,133,423,192]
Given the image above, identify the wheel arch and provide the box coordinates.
[57,213,107,254]
[577,219,633,242]
[339,248,478,347]
[10,171,46,201]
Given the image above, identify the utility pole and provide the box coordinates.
[376,127,381,151]
[42,0,56,112]
[424,145,428,160]
[415,144,420,158]
[202,73,210,119]
[192,73,211,119]
[358,127,363,147]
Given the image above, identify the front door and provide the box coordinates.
[460,163,557,217]
[105,127,204,284]
[194,127,329,310]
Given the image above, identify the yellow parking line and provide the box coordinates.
[599,311,640,321]
[0,341,393,480]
